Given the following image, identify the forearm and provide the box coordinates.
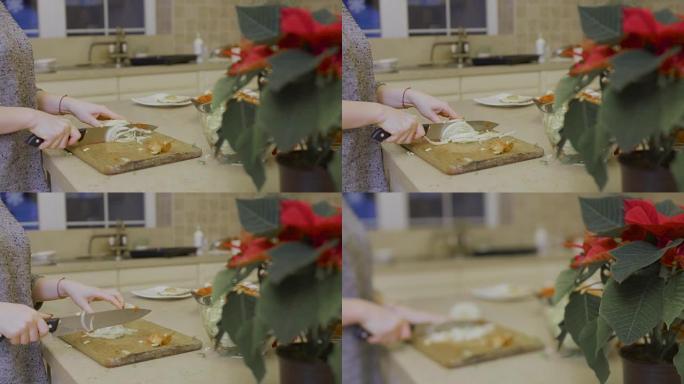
[376,86,415,109]
[36,91,67,115]
[32,277,65,302]
[0,106,37,135]
[342,298,377,326]
[342,100,385,129]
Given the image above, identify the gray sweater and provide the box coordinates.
[0,3,49,191]
[0,201,48,384]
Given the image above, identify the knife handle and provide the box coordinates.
[349,325,371,340]
[26,128,87,148]
[371,128,392,142]
[0,318,60,342]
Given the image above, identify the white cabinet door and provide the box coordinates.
[118,72,199,99]
[37,78,119,102]
[118,265,199,292]
[43,271,118,289]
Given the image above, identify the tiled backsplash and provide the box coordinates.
[370,0,684,66]
[27,193,341,261]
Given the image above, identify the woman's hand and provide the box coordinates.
[28,110,82,150]
[377,105,425,144]
[59,280,125,313]
[62,98,125,127]
[0,302,51,345]
[359,302,412,345]
[405,89,460,123]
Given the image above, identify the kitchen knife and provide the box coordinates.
[0,308,151,341]
[351,320,486,341]
[371,121,499,143]
[26,123,158,148]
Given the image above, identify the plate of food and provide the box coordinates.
[131,286,192,300]
[132,93,193,107]
[471,283,533,302]
[474,93,535,107]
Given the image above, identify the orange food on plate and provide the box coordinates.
[537,286,555,299]
[196,93,213,104]
[537,94,555,105]
[196,286,213,297]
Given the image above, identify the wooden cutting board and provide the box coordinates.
[411,322,544,368]
[59,319,203,368]
[403,135,544,175]
[69,132,202,175]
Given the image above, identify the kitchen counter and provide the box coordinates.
[375,61,572,82]
[381,100,621,192]
[37,61,230,82]
[32,253,230,275]
[373,256,623,384]
[40,292,278,384]
[42,100,279,192]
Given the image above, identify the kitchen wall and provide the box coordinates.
[367,193,684,262]
[369,0,684,66]
[30,0,341,66]
[27,193,341,261]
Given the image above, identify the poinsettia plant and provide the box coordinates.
[211,197,342,383]
[212,5,342,190]
[554,5,684,189]
[553,196,684,383]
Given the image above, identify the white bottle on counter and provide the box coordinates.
[536,33,547,63]
[535,226,550,257]
[194,32,205,63]
[194,225,205,255]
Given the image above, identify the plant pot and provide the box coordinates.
[618,152,678,192]
[277,345,334,384]
[620,345,681,384]
[276,152,336,192]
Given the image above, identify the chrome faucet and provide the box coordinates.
[87,221,129,260]
[87,27,129,67]
[429,28,471,67]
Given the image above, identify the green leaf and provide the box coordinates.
[268,50,322,93]
[609,49,672,92]
[552,268,581,305]
[577,318,611,384]
[611,240,683,283]
[212,268,238,303]
[561,99,609,189]
[236,198,281,236]
[312,201,337,217]
[594,316,613,358]
[316,77,343,134]
[329,151,341,192]
[564,292,601,345]
[329,342,341,384]
[579,196,625,236]
[313,9,337,24]
[655,9,681,24]
[657,200,684,217]
[268,242,320,284]
[212,71,259,111]
[236,5,281,44]
[673,152,684,192]
[600,274,664,345]
[315,270,342,325]
[673,345,684,384]
[664,272,684,326]
[578,5,623,44]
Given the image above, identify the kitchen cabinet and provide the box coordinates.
[118,265,199,291]
[43,271,118,289]
[37,78,119,103]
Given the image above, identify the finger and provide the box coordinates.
[37,317,50,337]
[57,132,69,149]
[29,322,39,343]
[414,124,426,140]
[99,107,126,121]
[400,322,412,340]
[366,334,383,344]
[112,292,125,309]
[80,115,103,128]
[10,335,22,345]
[441,105,461,119]
[73,297,94,314]
[424,110,442,123]
[68,126,82,146]
[19,330,29,345]
[99,293,123,309]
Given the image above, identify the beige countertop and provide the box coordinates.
[37,61,230,82]
[33,253,229,275]
[42,100,279,192]
[375,61,573,82]
[382,100,621,192]
[40,292,278,384]
[373,256,622,384]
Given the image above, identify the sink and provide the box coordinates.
[129,54,197,66]
[129,247,198,259]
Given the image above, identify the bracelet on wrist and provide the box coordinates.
[56,277,67,299]
[401,87,412,108]
[58,95,69,115]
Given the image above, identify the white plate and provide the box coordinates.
[131,93,192,107]
[131,286,192,300]
[471,284,533,302]
[474,93,535,107]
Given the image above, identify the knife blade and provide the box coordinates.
[0,308,151,341]
[371,121,500,143]
[25,123,158,148]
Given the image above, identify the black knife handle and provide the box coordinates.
[26,128,87,148]
[349,325,371,340]
[0,318,59,342]
[371,128,392,142]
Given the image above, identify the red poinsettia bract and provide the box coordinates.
[570,43,616,76]
[228,231,274,268]
[570,233,618,269]
[623,199,684,239]
[228,40,274,76]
